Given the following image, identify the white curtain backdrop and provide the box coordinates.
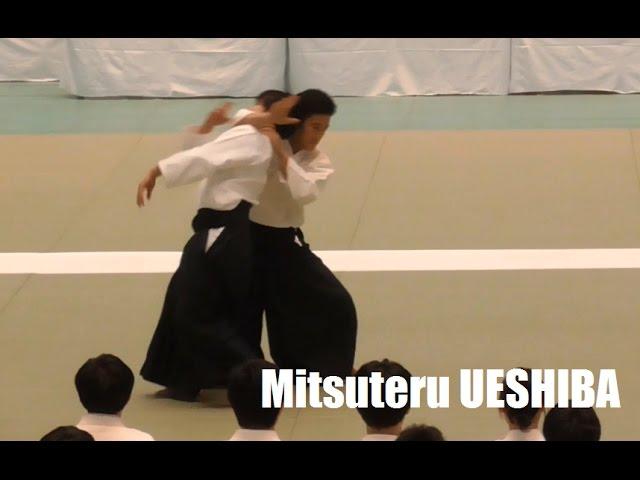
[0,38,64,81]
[4,38,640,96]
[57,38,287,97]
[288,38,511,96]
[510,38,640,93]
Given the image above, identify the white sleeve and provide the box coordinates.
[159,125,272,188]
[280,152,335,205]
[230,108,254,126]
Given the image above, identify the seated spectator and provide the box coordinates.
[396,424,445,441]
[228,359,282,441]
[41,426,94,441]
[355,359,412,441]
[75,354,154,441]
[497,367,545,441]
[543,402,601,441]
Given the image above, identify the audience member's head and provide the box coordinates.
[499,367,543,430]
[75,354,134,415]
[396,424,445,441]
[355,359,413,435]
[41,426,95,441]
[543,402,601,441]
[228,359,281,430]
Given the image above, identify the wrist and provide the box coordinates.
[198,123,213,134]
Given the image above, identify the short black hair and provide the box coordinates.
[228,359,281,430]
[396,424,445,441]
[256,89,290,110]
[355,359,412,429]
[499,367,541,430]
[543,403,601,441]
[74,354,134,415]
[41,426,95,441]
[276,88,336,139]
